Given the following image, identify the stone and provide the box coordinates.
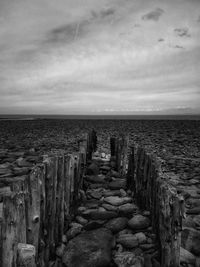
[85,175,106,184]
[105,217,128,233]
[133,232,147,244]
[181,227,200,256]
[128,215,150,230]
[114,252,144,267]
[75,216,88,226]
[120,189,127,197]
[109,179,126,190]
[111,170,120,178]
[104,196,132,206]
[100,166,111,172]
[62,228,113,267]
[117,234,139,248]
[89,210,118,220]
[119,203,138,215]
[87,163,99,175]
[84,220,105,231]
[16,157,32,167]
[102,203,118,212]
[56,244,66,258]
[103,190,121,197]
[66,224,83,240]
[180,247,196,265]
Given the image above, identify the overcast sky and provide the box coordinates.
[0,0,199,115]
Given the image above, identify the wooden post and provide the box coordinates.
[26,167,43,258]
[17,243,36,267]
[44,156,58,262]
[1,192,26,267]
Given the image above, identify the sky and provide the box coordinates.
[0,0,200,115]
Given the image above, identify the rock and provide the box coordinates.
[100,166,111,172]
[114,252,144,267]
[180,247,196,265]
[117,234,139,248]
[56,244,66,258]
[181,227,200,256]
[16,157,32,167]
[109,179,126,190]
[128,215,150,230]
[66,224,83,240]
[102,203,118,212]
[62,228,113,267]
[75,216,88,226]
[120,189,127,197]
[187,207,200,215]
[104,196,132,206]
[84,220,105,231]
[133,232,147,244]
[87,190,103,200]
[105,217,128,233]
[119,203,138,215]
[85,175,106,184]
[111,170,120,178]
[87,163,99,175]
[103,190,121,197]
[89,210,118,220]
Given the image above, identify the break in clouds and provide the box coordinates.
[0,0,200,114]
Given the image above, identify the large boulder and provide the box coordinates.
[181,227,200,256]
[62,228,113,267]
[128,215,150,230]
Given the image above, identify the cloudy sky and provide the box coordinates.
[0,0,200,115]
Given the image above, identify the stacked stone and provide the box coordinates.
[55,152,160,267]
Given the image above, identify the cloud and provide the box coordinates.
[100,7,115,18]
[174,45,184,49]
[174,27,191,37]
[198,15,200,22]
[46,20,88,44]
[158,38,164,42]
[142,8,164,21]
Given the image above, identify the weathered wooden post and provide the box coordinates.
[17,243,36,267]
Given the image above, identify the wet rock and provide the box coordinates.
[102,203,118,212]
[85,175,106,184]
[62,228,113,267]
[105,217,128,233]
[117,234,139,248]
[103,190,121,197]
[134,232,147,244]
[89,210,118,220]
[181,227,200,256]
[119,203,138,216]
[66,223,83,240]
[84,220,105,231]
[180,247,196,265]
[114,252,144,267]
[75,216,88,226]
[128,215,150,230]
[109,179,126,190]
[104,196,132,206]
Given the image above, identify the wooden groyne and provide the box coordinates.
[0,131,185,266]
[0,131,97,267]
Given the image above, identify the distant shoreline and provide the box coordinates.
[0,114,200,120]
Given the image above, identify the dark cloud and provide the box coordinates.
[91,7,115,20]
[174,27,191,37]
[46,21,88,44]
[100,7,115,18]
[158,38,164,42]
[174,45,184,49]
[142,8,164,21]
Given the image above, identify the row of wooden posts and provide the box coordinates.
[0,131,182,267]
[0,131,97,267]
